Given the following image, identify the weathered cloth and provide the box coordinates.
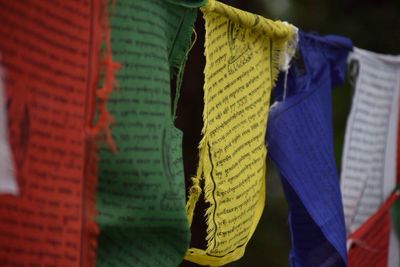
[267,32,352,266]
[185,1,295,265]
[96,1,203,266]
[341,47,400,267]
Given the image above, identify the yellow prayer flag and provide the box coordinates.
[185,1,296,266]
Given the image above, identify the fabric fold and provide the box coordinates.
[267,31,352,267]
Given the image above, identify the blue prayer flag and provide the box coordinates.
[266,31,352,267]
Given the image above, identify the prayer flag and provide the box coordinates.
[0,1,103,265]
[95,1,203,266]
[185,1,295,265]
[267,32,352,267]
[341,48,400,266]
[347,192,400,267]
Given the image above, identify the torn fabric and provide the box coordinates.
[185,1,295,265]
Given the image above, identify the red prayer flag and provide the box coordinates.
[348,192,400,267]
[0,1,104,266]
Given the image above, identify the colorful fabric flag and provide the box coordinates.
[0,64,17,195]
[185,1,295,265]
[347,192,400,267]
[266,32,352,267]
[0,1,104,266]
[95,1,203,266]
[341,48,400,266]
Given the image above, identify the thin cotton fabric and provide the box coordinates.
[96,1,203,266]
[266,31,352,267]
[347,192,400,267]
[185,1,295,265]
[341,48,400,267]
[0,1,103,265]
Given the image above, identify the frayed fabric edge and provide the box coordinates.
[87,0,120,154]
[270,24,298,89]
[83,1,119,266]
[185,3,296,265]
[184,5,212,253]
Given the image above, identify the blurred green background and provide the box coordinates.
[177,0,400,266]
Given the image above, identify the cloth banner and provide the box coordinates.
[95,1,203,266]
[184,1,295,265]
[341,48,400,266]
[0,1,103,266]
[267,31,352,267]
[347,192,400,267]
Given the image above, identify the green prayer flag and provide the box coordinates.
[96,1,203,266]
